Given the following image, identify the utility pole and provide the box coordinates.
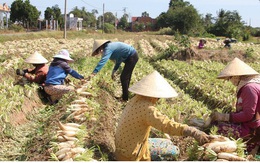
[114,12,117,33]
[102,3,104,34]
[63,0,67,39]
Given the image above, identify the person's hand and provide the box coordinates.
[210,112,230,122]
[183,126,210,145]
[111,70,116,80]
[86,73,96,81]
[64,78,71,84]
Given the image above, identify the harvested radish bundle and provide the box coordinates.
[188,135,247,161]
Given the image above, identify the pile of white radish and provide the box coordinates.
[53,121,86,161]
[202,135,247,161]
[49,81,98,161]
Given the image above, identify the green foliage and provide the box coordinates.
[104,23,115,33]
[10,0,40,28]
[8,24,25,32]
[174,34,191,48]
[157,27,174,35]
[44,5,62,22]
[117,15,129,30]
[150,44,178,61]
[73,147,95,161]
[244,47,255,59]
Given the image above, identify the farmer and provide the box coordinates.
[210,57,260,155]
[223,38,231,48]
[114,71,212,161]
[44,49,84,104]
[89,40,139,101]
[198,39,206,49]
[16,51,49,85]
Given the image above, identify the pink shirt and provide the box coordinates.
[230,83,260,131]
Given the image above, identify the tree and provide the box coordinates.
[209,9,244,39]
[117,14,129,30]
[10,0,40,29]
[141,11,149,17]
[157,0,203,35]
[103,12,116,25]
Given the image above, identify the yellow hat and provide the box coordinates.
[129,71,178,98]
[25,51,48,64]
[217,57,259,79]
[91,40,110,56]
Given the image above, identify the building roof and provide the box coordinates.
[0,3,10,12]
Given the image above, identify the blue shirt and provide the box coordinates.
[45,58,84,85]
[93,42,136,74]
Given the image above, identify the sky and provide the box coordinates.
[3,0,260,27]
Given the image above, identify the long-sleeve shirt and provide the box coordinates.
[24,64,49,84]
[114,95,188,161]
[45,58,84,85]
[230,83,260,130]
[92,42,136,74]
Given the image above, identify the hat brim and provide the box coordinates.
[53,54,74,61]
[91,40,110,56]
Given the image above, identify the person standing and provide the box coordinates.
[16,51,49,85]
[44,49,84,104]
[115,71,212,161]
[89,40,139,101]
[211,57,260,155]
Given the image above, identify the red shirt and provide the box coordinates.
[24,64,49,85]
[230,83,260,131]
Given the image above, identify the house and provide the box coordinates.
[0,3,10,29]
[67,13,83,31]
[130,16,157,32]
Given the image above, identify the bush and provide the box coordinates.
[8,24,25,32]
[104,23,115,34]
[158,27,174,35]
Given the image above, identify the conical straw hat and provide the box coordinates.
[217,57,259,79]
[129,71,178,98]
[92,40,110,56]
[25,51,48,64]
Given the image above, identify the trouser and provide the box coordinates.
[115,138,179,161]
[148,138,179,161]
[120,52,139,101]
[44,84,74,102]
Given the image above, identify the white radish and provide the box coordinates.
[217,152,247,161]
[203,140,237,153]
[65,123,81,128]
[78,91,92,96]
[58,141,75,148]
[57,135,67,142]
[55,147,71,157]
[58,130,77,137]
[58,121,80,131]
[62,135,79,141]
[61,152,73,161]
[71,147,86,154]
[216,159,229,161]
[57,153,66,160]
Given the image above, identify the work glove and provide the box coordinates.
[16,69,28,76]
[183,126,211,145]
[64,78,71,84]
[210,112,230,122]
[86,73,96,81]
